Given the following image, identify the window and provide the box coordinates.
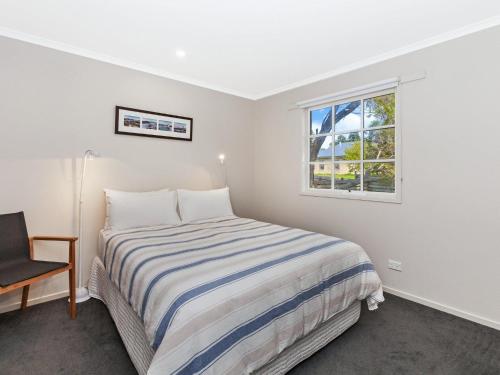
[303,85,400,203]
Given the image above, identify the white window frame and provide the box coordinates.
[299,79,402,203]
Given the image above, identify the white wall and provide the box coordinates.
[252,26,500,327]
[0,36,255,311]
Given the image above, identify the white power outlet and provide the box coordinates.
[388,259,403,272]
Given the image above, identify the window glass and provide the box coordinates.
[334,101,361,132]
[364,94,395,128]
[310,164,332,189]
[363,162,395,193]
[334,132,361,161]
[363,128,395,160]
[334,163,361,191]
[310,136,332,162]
[310,107,332,135]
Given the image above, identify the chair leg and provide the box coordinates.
[21,285,30,310]
[69,268,76,319]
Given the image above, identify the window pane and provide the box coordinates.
[334,163,361,191]
[363,162,395,193]
[310,164,332,189]
[364,128,395,160]
[364,94,395,128]
[334,132,361,161]
[334,101,361,132]
[310,107,332,135]
[310,136,332,162]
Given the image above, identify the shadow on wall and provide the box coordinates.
[72,154,224,285]
[0,154,224,310]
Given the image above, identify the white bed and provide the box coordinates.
[89,216,383,375]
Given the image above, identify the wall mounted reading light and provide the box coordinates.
[218,153,225,165]
[218,154,227,187]
[175,49,186,58]
[76,149,99,303]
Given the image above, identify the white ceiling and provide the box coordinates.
[1,0,500,99]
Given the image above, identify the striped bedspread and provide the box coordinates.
[100,216,384,375]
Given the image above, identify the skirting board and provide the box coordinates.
[0,290,69,314]
[383,286,500,331]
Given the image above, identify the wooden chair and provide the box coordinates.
[0,212,78,319]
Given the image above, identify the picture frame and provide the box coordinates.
[115,106,193,141]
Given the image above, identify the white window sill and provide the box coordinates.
[300,189,401,204]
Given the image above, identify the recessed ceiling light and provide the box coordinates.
[175,50,186,58]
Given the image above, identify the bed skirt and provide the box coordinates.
[88,256,361,375]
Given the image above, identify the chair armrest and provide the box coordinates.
[29,236,78,263]
[30,236,78,242]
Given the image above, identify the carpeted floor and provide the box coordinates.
[0,294,498,375]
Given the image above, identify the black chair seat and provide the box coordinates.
[0,258,68,287]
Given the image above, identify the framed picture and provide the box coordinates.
[115,106,193,141]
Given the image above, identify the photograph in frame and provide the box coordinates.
[115,106,193,141]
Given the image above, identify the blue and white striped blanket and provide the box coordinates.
[100,216,383,375]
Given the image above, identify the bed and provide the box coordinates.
[89,216,384,375]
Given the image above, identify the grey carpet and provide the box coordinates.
[0,294,498,375]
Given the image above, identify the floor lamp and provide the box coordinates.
[76,149,99,303]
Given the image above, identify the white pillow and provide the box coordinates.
[104,188,180,231]
[177,187,234,223]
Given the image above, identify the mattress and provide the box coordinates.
[95,216,383,374]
